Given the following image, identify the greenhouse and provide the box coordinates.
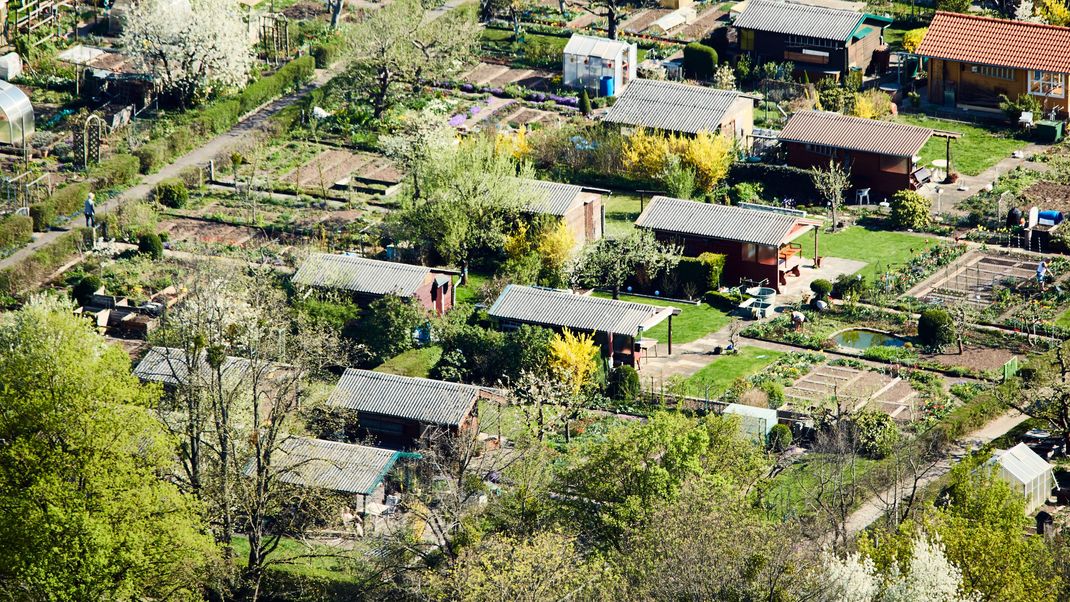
[989,443,1056,514]
[0,80,33,146]
[723,403,778,444]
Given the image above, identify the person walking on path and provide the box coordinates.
[84,192,96,229]
[1037,259,1049,291]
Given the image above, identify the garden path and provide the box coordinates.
[0,65,345,274]
[919,142,1048,215]
[843,408,1031,536]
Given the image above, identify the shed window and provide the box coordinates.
[1029,70,1066,99]
[742,243,757,262]
[757,245,778,265]
[786,34,837,49]
[741,29,755,51]
[879,155,908,173]
[976,65,1014,80]
[805,143,838,157]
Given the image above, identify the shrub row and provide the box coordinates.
[312,38,346,68]
[0,214,32,250]
[676,252,725,294]
[726,163,814,202]
[0,229,86,295]
[30,183,90,231]
[135,55,316,175]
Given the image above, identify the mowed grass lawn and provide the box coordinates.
[796,226,939,280]
[592,292,733,344]
[681,346,784,398]
[602,193,643,238]
[894,114,1028,176]
[373,346,443,378]
[763,453,880,519]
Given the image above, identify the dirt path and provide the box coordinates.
[0,65,345,274]
[843,408,1030,536]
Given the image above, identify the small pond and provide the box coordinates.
[830,328,906,350]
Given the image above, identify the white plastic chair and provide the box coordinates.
[855,188,871,205]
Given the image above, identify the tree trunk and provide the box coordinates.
[461,259,469,285]
[511,8,520,39]
[606,4,618,39]
[612,284,621,299]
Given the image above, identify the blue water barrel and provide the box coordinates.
[1039,210,1064,224]
[599,75,614,97]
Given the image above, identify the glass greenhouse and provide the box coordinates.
[989,443,1056,514]
[0,80,34,146]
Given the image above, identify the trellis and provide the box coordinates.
[0,171,50,216]
[72,113,107,168]
[6,0,74,46]
[259,13,291,65]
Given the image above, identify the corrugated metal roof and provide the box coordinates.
[733,0,864,41]
[521,178,585,216]
[778,111,933,158]
[563,33,631,60]
[133,346,251,387]
[602,79,743,135]
[327,369,480,427]
[257,436,402,495]
[636,196,802,246]
[916,11,1070,74]
[292,253,430,297]
[992,442,1054,486]
[487,285,673,336]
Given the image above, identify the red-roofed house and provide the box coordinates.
[917,12,1070,115]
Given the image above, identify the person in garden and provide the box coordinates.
[1037,260,1048,291]
[84,192,96,229]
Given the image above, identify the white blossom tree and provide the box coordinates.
[122,0,254,105]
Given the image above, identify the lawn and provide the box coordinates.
[681,346,785,398]
[479,399,531,441]
[373,346,443,378]
[796,226,938,280]
[602,193,643,238]
[592,292,734,344]
[894,114,1028,177]
[230,535,372,585]
[763,453,880,519]
[455,271,491,305]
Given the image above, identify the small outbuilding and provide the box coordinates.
[778,110,934,197]
[732,0,891,76]
[562,33,636,97]
[602,78,754,140]
[723,403,778,443]
[0,80,33,146]
[635,196,821,292]
[989,443,1056,514]
[263,436,410,507]
[133,346,252,391]
[521,178,603,249]
[292,253,456,315]
[487,285,678,367]
[326,369,483,449]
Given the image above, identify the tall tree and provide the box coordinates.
[0,296,218,600]
[347,0,480,117]
[811,160,852,232]
[122,0,253,105]
[570,229,681,299]
[388,134,534,280]
[998,341,1070,450]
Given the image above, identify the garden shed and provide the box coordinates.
[521,178,603,249]
[259,436,409,502]
[292,253,457,315]
[989,443,1056,514]
[723,403,778,443]
[488,285,679,367]
[635,196,821,292]
[326,369,484,449]
[562,34,636,97]
[602,79,754,140]
[0,80,33,146]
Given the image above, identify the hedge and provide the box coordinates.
[683,42,717,80]
[90,154,141,189]
[0,229,86,295]
[30,183,90,231]
[726,163,814,201]
[0,214,32,249]
[311,38,345,68]
[135,56,315,175]
[676,252,726,294]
